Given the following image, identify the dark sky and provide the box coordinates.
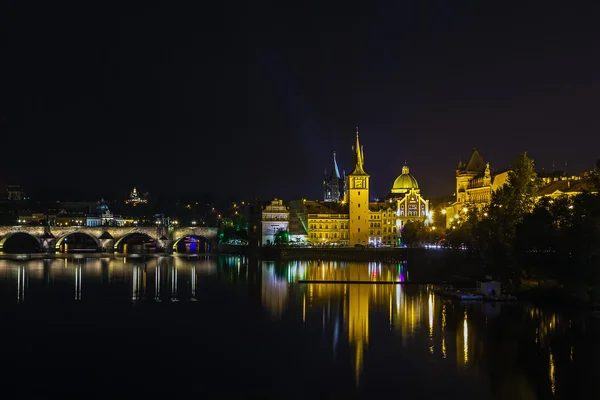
[2,1,600,201]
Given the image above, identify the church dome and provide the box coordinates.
[391,164,419,193]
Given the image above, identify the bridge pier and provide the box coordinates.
[100,239,113,252]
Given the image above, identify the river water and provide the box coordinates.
[0,255,597,399]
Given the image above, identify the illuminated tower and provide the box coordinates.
[347,128,370,246]
[323,151,344,202]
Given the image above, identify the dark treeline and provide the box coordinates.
[444,154,600,304]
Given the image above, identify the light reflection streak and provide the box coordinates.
[132,265,139,301]
[463,311,468,365]
[549,351,556,395]
[190,265,197,301]
[154,262,161,302]
[171,264,178,302]
[428,292,434,354]
[75,262,82,300]
[570,345,573,362]
[302,293,306,323]
[17,265,25,303]
[441,303,447,359]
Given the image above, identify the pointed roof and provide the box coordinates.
[465,149,486,172]
[329,151,341,179]
[350,127,368,176]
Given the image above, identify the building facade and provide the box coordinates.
[445,149,509,227]
[304,201,349,245]
[387,163,430,222]
[261,199,289,245]
[536,172,597,200]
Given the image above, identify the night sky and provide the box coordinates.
[2,2,600,202]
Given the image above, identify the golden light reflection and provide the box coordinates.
[348,283,370,387]
[570,345,573,362]
[549,351,556,395]
[463,311,469,365]
[441,303,447,359]
[132,265,138,300]
[302,293,306,323]
[428,293,434,354]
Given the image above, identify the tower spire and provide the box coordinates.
[331,151,341,179]
[351,127,366,174]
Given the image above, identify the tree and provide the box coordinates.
[274,228,289,245]
[400,220,422,247]
[590,158,600,191]
[481,152,540,283]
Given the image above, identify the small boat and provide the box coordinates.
[434,289,483,300]
[476,280,518,302]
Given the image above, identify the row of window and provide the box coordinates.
[309,232,349,239]
[309,223,349,230]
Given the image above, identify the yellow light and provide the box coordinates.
[441,209,446,215]
[454,214,459,219]
[483,212,488,217]
[462,207,468,213]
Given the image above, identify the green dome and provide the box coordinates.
[391,165,419,193]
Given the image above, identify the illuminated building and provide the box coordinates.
[298,129,431,246]
[445,149,509,227]
[304,201,349,245]
[323,151,346,202]
[261,199,289,245]
[536,172,597,200]
[125,187,148,205]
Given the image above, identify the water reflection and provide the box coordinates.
[0,257,216,303]
[190,265,197,301]
[255,260,599,397]
[17,265,25,303]
[0,257,597,398]
[170,264,178,302]
[75,261,82,300]
[261,262,288,318]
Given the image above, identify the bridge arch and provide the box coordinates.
[55,231,101,252]
[172,235,208,253]
[113,231,157,253]
[0,232,41,253]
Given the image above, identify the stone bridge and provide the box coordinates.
[0,225,218,252]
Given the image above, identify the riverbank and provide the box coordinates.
[516,279,600,310]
